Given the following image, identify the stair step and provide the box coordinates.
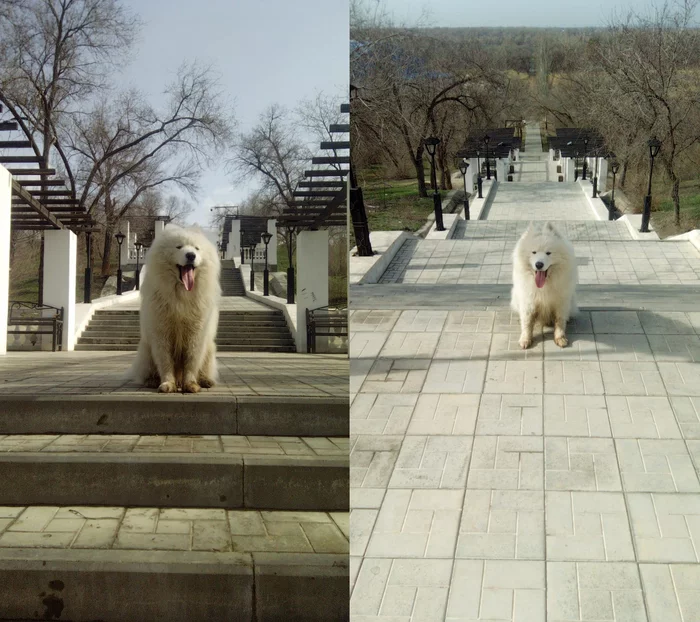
[0,513,348,621]
[75,344,297,352]
[0,443,347,510]
[82,327,292,337]
[0,396,348,436]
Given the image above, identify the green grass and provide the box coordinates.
[652,178,700,238]
[362,178,443,233]
[9,276,39,303]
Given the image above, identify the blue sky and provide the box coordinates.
[381,0,676,27]
[119,0,348,226]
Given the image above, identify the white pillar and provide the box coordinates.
[120,221,130,265]
[267,219,277,267]
[0,166,11,355]
[565,158,575,182]
[43,229,77,351]
[296,230,329,353]
[597,158,608,194]
[154,219,166,239]
[469,158,478,189]
[227,219,240,261]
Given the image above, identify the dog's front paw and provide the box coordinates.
[198,377,215,389]
[554,335,569,348]
[158,381,177,393]
[183,381,201,394]
[519,336,532,349]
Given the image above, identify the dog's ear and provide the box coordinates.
[543,222,560,236]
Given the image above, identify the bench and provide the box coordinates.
[306,305,348,354]
[7,301,64,352]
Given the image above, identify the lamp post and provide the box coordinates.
[248,245,256,291]
[582,137,589,180]
[641,137,662,233]
[134,241,143,290]
[261,232,272,296]
[609,157,620,221]
[424,136,445,231]
[476,149,483,198]
[115,231,125,295]
[592,150,599,198]
[458,159,470,220]
[83,231,92,303]
[483,134,491,180]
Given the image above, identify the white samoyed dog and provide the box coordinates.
[511,222,578,349]
[130,225,221,393]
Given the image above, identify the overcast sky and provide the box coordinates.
[380,0,678,27]
[119,0,348,227]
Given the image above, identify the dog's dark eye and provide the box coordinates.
[546,252,551,255]
[195,247,200,251]
[532,251,536,254]
[176,245,182,249]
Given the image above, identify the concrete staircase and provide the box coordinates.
[0,389,349,620]
[76,307,296,352]
[220,260,246,296]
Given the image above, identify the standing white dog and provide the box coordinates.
[131,225,221,393]
[511,222,577,349]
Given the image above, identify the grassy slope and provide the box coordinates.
[653,178,700,238]
[363,178,443,233]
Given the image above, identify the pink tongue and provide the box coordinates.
[535,270,547,288]
[181,266,195,291]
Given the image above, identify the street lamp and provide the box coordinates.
[115,231,125,295]
[424,136,445,231]
[458,159,470,220]
[134,241,143,290]
[582,136,589,180]
[249,244,256,291]
[483,134,491,180]
[261,232,272,296]
[83,231,92,303]
[592,149,599,198]
[641,137,662,233]
[476,149,483,198]
[609,156,620,221]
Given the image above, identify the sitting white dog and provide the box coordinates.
[511,222,578,349]
[131,225,220,393]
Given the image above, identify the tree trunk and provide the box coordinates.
[620,159,629,188]
[414,156,427,197]
[101,224,114,277]
[38,232,45,306]
[672,175,681,227]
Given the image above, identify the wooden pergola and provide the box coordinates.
[548,128,607,158]
[456,127,523,160]
[0,104,92,232]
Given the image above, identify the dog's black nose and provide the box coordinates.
[535,261,544,270]
[186,252,196,262]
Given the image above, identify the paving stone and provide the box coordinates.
[628,493,700,562]
[350,509,378,557]
[351,394,418,436]
[639,311,696,334]
[446,560,545,621]
[543,333,598,361]
[361,359,429,394]
[547,562,645,622]
[350,436,403,489]
[468,436,543,490]
[594,334,654,362]
[617,439,700,492]
[672,396,700,438]
[351,558,452,618]
[658,362,700,396]
[484,360,543,394]
[366,489,462,558]
[647,334,700,362]
[545,491,634,561]
[591,311,643,334]
[444,311,495,333]
[641,563,700,622]
[407,394,479,436]
[476,394,543,436]
[457,490,544,560]
[601,362,667,396]
[379,332,439,359]
[607,396,681,438]
[394,310,448,332]
[435,332,491,360]
[350,332,389,359]
[489,332,544,361]
[543,361,604,395]
[389,436,472,489]
[544,395,610,437]
[350,488,385,509]
[350,310,401,332]
[423,360,487,393]
[545,438,621,491]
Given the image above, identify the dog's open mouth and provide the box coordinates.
[178,265,195,291]
[535,269,548,288]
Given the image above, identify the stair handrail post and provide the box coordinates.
[261,232,272,296]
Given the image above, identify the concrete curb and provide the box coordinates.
[0,395,349,436]
[0,452,348,510]
[350,230,411,285]
[577,180,609,221]
[425,213,459,240]
[0,549,348,621]
[464,179,497,220]
[618,214,660,240]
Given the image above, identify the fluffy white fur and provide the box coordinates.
[511,222,578,349]
[130,226,221,393]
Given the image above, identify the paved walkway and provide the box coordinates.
[350,122,700,621]
[0,351,348,398]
